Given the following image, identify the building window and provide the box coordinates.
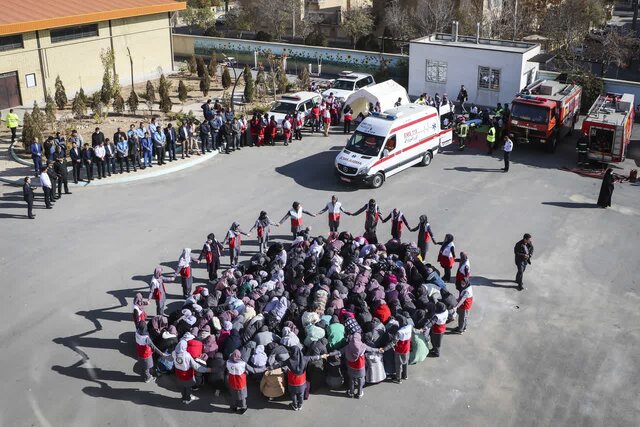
[478,66,500,91]
[0,34,24,52]
[425,59,447,83]
[50,24,99,43]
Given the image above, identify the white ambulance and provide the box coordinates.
[334,104,453,188]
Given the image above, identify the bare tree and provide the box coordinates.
[413,0,455,36]
[385,0,415,41]
[588,28,639,76]
[342,5,374,48]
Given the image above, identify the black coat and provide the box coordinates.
[91,132,105,147]
[23,183,34,202]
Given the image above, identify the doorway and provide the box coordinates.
[0,71,22,109]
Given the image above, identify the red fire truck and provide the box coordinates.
[508,80,582,152]
[581,93,635,163]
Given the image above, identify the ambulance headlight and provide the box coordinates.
[358,166,370,175]
[540,139,546,143]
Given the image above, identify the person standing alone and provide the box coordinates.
[502,135,513,172]
[5,109,20,142]
[514,233,533,291]
[23,177,35,219]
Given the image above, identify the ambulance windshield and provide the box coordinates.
[346,131,385,156]
[511,103,550,124]
[271,101,298,114]
[332,80,356,90]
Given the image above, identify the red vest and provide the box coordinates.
[180,265,191,278]
[290,208,303,228]
[287,370,307,386]
[228,372,247,390]
[135,333,152,359]
[462,296,473,310]
[187,339,203,359]
[176,367,195,381]
[394,339,411,354]
[347,355,365,370]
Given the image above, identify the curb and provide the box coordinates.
[2,139,218,188]
[74,151,218,187]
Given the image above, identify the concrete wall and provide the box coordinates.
[408,42,541,106]
[0,13,174,109]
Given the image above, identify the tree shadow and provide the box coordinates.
[541,201,598,209]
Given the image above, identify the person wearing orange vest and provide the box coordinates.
[275,345,330,411]
[249,211,280,253]
[224,222,250,267]
[454,277,473,334]
[135,321,168,383]
[347,199,383,244]
[316,195,347,233]
[198,233,224,281]
[382,208,412,241]
[410,215,436,260]
[172,339,212,404]
[227,349,262,413]
[343,105,353,134]
[455,251,470,292]
[437,234,456,282]
[279,201,316,239]
[381,315,413,383]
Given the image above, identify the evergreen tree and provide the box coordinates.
[297,66,310,90]
[178,80,189,103]
[158,74,172,99]
[30,102,46,141]
[78,88,88,105]
[222,66,232,90]
[71,91,87,119]
[159,93,173,114]
[196,56,206,78]
[54,76,68,109]
[100,71,113,106]
[44,91,57,126]
[200,71,211,96]
[91,92,104,120]
[145,80,156,114]
[127,90,139,115]
[21,112,34,149]
[243,65,255,103]
[208,58,218,80]
[112,89,125,114]
[188,55,197,75]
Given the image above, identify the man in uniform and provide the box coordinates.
[514,233,534,291]
[502,135,513,172]
[456,121,469,151]
[5,109,20,143]
[576,135,589,167]
[486,121,496,155]
[317,195,347,233]
[23,176,35,219]
[53,157,71,197]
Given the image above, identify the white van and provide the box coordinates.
[322,71,375,103]
[269,91,322,129]
[334,104,453,188]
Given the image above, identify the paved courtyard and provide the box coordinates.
[0,129,639,426]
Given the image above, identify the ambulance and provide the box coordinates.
[335,104,453,188]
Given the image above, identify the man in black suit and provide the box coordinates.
[82,143,94,182]
[70,141,82,183]
[46,162,58,201]
[53,157,71,197]
[91,127,105,148]
[23,176,35,219]
[165,123,177,161]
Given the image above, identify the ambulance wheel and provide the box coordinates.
[420,151,433,166]
[370,173,384,189]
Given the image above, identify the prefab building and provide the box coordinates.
[409,32,542,107]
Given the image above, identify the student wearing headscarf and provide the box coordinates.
[135,321,167,383]
[279,201,316,239]
[597,168,615,208]
[455,252,470,292]
[410,215,436,260]
[381,208,412,241]
[343,326,379,398]
[275,345,329,411]
[249,211,279,254]
[198,233,224,281]
[177,248,196,298]
[132,293,148,324]
[347,199,383,244]
[422,302,448,358]
[381,316,413,383]
[227,349,260,414]
[454,277,474,334]
[316,195,347,233]
[148,266,174,316]
[224,222,250,267]
[437,234,456,282]
[172,339,212,404]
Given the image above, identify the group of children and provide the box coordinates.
[132,197,474,413]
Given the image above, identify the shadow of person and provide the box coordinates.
[444,166,503,173]
[541,201,598,209]
[473,276,520,289]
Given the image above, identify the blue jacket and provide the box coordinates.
[31,143,42,158]
[116,140,129,156]
[153,131,166,146]
[141,137,153,153]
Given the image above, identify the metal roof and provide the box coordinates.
[0,0,186,36]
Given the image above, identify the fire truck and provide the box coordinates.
[581,92,635,163]
[508,80,582,152]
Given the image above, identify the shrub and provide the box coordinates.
[305,31,328,47]
[256,31,273,41]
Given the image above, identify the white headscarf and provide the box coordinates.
[179,309,196,326]
[174,339,187,355]
[178,248,192,269]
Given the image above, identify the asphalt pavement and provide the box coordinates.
[0,129,639,426]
